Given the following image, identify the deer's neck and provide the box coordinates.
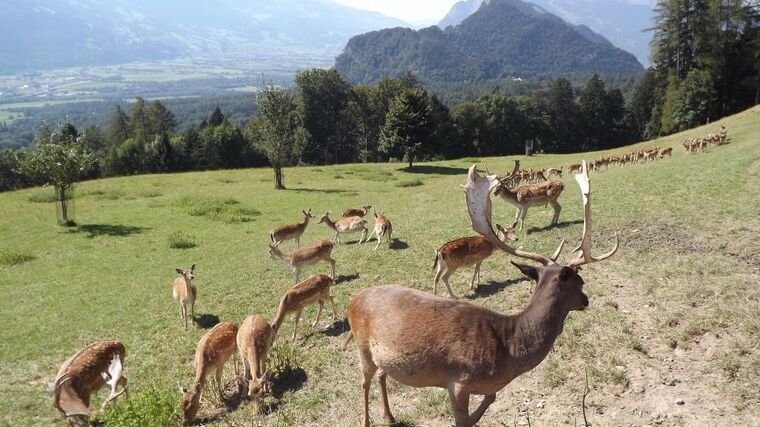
[503,294,570,374]
[271,248,290,264]
[300,216,310,229]
[324,217,337,230]
[496,184,518,202]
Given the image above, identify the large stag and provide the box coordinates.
[345,161,618,427]
[495,160,564,230]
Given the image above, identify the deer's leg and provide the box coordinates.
[190,298,195,321]
[328,258,336,280]
[387,228,392,248]
[294,267,300,283]
[470,262,482,290]
[467,394,496,426]
[442,270,457,299]
[512,207,521,228]
[360,227,368,244]
[447,383,472,427]
[433,262,444,295]
[366,227,376,245]
[181,304,188,330]
[329,295,337,322]
[549,199,561,225]
[292,309,302,342]
[359,352,378,427]
[519,207,528,230]
[295,236,300,249]
[313,300,324,328]
[216,364,225,400]
[378,369,397,425]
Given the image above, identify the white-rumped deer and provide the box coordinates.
[365,211,393,250]
[344,161,618,427]
[178,322,238,426]
[270,209,314,248]
[318,212,368,244]
[433,223,539,298]
[495,160,564,230]
[236,315,272,407]
[268,239,336,282]
[173,264,196,330]
[272,274,337,342]
[50,340,128,426]
[342,205,372,218]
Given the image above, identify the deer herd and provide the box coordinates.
[49,127,726,426]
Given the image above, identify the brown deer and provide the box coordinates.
[172,264,196,330]
[270,209,314,248]
[268,239,336,282]
[178,322,238,426]
[50,340,128,426]
[236,315,272,407]
[659,147,673,158]
[318,211,368,244]
[433,224,530,298]
[342,205,372,218]
[272,274,337,342]
[495,160,564,230]
[344,161,618,427]
[546,167,563,178]
[365,211,393,250]
[568,163,582,173]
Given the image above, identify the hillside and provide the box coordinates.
[438,0,654,66]
[0,106,758,425]
[335,0,643,84]
[0,0,407,74]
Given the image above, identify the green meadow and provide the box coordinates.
[0,107,758,426]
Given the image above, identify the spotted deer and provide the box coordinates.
[172,264,196,330]
[49,340,128,426]
[495,160,564,230]
[318,211,368,244]
[236,315,272,407]
[433,223,541,298]
[272,274,337,342]
[270,209,314,248]
[268,239,336,282]
[365,211,393,250]
[342,205,372,218]
[177,322,238,426]
[344,161,618,427]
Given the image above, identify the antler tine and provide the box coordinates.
[550,239,566,262]
[463,165,554,265]
[567,161,620,267]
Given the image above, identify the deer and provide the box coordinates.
[343,161,618,427]
[365,211,393,250]
[318,211,368,244]
[236,315,272,408]
[342,205,372,218]
[49,340,128,426]
[272,274,337,342]
[173,264,197,330]
[659,147,673,158]
[270,209,314,249]
[268,239,336,282]
[433,223,523,298]
[177,321,238,426]
[494,160,564,230]
[546,167,563,178]
[568,163,582,173]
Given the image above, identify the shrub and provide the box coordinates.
[168,232,196,249]
[0,250,35,266]
[95,386,180,426]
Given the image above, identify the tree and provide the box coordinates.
[209,107,225,127]
[379,87,434,168]
[546,78,582,153]
[296,69,352,164]
[579,74,609,151]
[128,97,147,141]
[106,105,130,148]
[147,100,177,137]
[17,123,96,225]
[148,132,174,172]
[628,69,658,139]
[672,68,718,129]
[254,86,307,189]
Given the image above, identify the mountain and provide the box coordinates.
[438,0,654,66]
[0,0,408,74]
[335,0,643,84]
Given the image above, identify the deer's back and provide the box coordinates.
[195,322,238,369]
[290,240,333,263]
[56,341,125,394]
[272,222,303,238]
[438,236,493,266]
[282,275,332,309]
[237,316,272,358]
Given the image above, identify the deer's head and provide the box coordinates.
[246,370,271,401]
[176,264,195,281]
[317,212,331,224]
[178,382,202,426]
[303,208,314,219]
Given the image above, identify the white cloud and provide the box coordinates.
[333,0,461,25]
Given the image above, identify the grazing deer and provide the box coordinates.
[318,211,368,244]
[344,161,618,427]
[495,160,564,230]
[236,316,272,406]
[433,224,525,298]
[49,340,128,426]
[173,264,197,330]
[268,240,336,282]
[178,322,238,426]
[365,211,393,250]
[568,163,582,173]
[270,209,314,248]
[546,167,563,178]
[659,147,673,158]
[342,205,372,218]
[272,274,337,342]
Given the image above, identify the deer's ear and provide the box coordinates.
[559,266,575,281]
[176,268,184,275]
[511,261,538,282]
[190,263,196,272]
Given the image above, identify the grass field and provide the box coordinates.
[0,107,758,426]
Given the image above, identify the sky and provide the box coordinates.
[333,0,461,26]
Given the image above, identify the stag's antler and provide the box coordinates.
[567,161,619,267]
[463,165,563,265]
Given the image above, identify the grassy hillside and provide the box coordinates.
[0,106,758,426]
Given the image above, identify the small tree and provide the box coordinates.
[379,87,434,168]
[672,69,717,130]
[18,124,96,225]
[254,85,307,189]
